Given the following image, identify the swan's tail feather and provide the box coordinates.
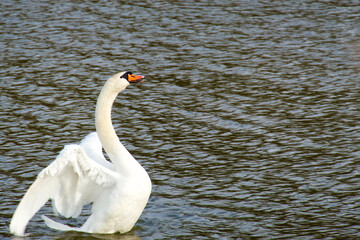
[41,215,81,232]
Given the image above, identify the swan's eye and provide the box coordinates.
[120,71,133,81]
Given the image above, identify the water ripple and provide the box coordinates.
[1,0,360,239]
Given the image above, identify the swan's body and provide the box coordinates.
[10,72,151,236]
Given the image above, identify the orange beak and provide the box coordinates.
[128,74,145,84]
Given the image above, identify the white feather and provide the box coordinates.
[41,215,78,232]
[10,133,119,236]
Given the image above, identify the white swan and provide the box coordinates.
[9,71,151,236]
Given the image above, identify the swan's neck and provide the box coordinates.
[95,80,139,174]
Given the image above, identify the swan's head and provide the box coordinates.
[110,71,145,92]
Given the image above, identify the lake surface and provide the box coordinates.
[1,0,360,239]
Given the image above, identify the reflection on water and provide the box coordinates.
[1,0,360,239]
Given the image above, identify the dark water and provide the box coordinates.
[1,0,360,239]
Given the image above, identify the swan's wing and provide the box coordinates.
[42,144,120,217]
[10,141,120,236]
[9,170,58,236]
[80,132,114,170]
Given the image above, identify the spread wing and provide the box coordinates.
[10,132,120,236]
